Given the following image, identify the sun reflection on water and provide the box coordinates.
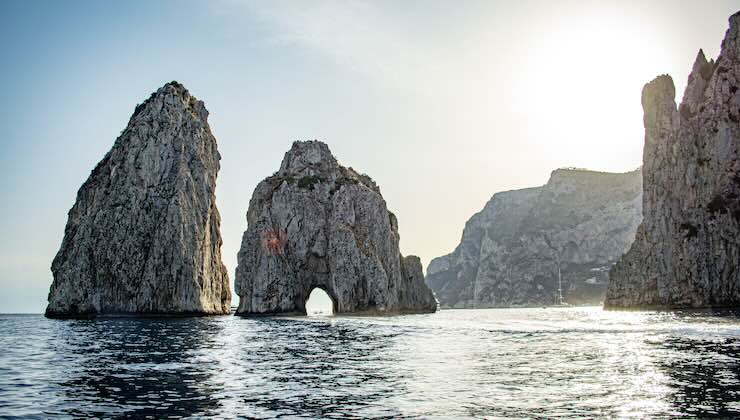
[0,307,739,418]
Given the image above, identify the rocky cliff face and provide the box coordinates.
[46,82,231,317]
[235,141,436,315]
[427,168,642,308]
[605,13,740,309]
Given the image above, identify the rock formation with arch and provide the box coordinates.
[235,141,437,315]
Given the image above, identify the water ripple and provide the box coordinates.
[0,307,739,418]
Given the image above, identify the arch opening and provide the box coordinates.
[305,287,335,316]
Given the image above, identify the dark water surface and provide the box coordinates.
[1,308,739,418]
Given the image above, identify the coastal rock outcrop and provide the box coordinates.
[427,168,642,308]
[45,82,231,317]
[235,140,436,315]
[605,12,740,309]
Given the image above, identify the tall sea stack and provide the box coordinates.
[45,82,231,317]
[235,140,437,315]
[605,12,740,309]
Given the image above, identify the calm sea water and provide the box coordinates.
[1,307,739,419]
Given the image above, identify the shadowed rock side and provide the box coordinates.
[45,82,231,318]
[235,140,436,315]
[427,168,642,308]
[605,12,740,309]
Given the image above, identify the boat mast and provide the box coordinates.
[544,233,566,306]
[557,259,564,305]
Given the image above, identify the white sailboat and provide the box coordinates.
[543,234,570,308]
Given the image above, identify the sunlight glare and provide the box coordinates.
[511,9,667,171]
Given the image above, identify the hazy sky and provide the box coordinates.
[1,0,738,313]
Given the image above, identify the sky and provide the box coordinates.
[1,0,738,313]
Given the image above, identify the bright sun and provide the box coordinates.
[509,8,668,172]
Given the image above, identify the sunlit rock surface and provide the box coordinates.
[235,140,437,315]
[606,12,740,309]
[45,82,231,318]
[427,168,642,308]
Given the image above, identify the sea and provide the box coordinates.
[1,307,739,418]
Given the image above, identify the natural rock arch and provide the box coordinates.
[304,286,338,315]
[234,141,437,316]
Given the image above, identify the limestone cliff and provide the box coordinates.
[427,168,642,308]
[45,82,231,317]
[235,140,436,315]
[605,12,740,309]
